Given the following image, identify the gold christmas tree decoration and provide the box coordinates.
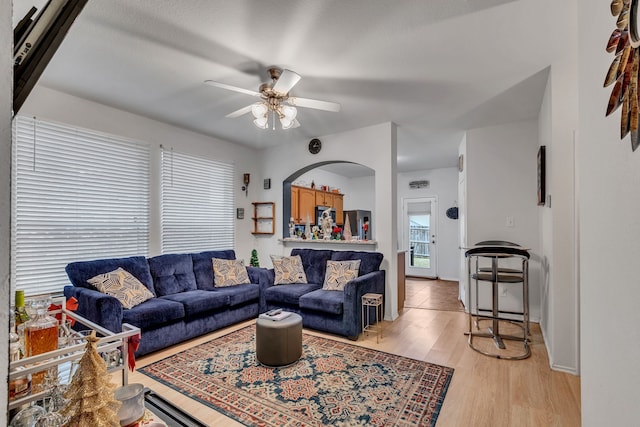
[59,331,121,426]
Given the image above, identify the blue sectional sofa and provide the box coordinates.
[63,250,270,356]
[263,249,385,340]
[63,248,385,356]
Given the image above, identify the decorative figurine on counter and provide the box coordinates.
[311,226,319,240]
[288,217,296,238]
[321,209,333,240]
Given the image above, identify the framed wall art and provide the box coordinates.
[537,146,546,206]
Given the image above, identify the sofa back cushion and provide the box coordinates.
[66,256,155,295]
[148,253,197,296]
[290,249,334,285]
[330,250,383,276]
[192,249,237,290]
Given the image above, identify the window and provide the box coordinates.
[161,148,234,253]
[12,116,150,296]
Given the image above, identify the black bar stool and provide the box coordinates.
[465,245,530,360]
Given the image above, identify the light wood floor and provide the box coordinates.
[404,277,464,312]
[128,307,581,426]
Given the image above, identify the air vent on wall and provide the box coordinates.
[409,180,430,189]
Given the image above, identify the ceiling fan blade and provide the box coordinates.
[287,96,341,112]
[204,80,261,97]
[226,104,254,118]
[272,69,301,95]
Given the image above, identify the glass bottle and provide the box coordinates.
[14,290,30,357]
[24,298,58,392]
[9,312,31,401]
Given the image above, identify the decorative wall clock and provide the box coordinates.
[606,0,640,151]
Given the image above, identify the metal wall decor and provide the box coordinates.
[606,0,640,151]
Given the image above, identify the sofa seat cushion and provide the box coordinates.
[264,283,322,306]
[148,253,197,296]
[212,283,260,306]
[160,290,228,317]
[122,298,185,329]
[192,250,237,290]
[331,250,383,276]
[299,289,344,315]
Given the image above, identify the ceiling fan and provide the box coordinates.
[204,67,341,130]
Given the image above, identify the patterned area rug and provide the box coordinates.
[139,325,454,426]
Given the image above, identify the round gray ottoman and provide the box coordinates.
[256,312,303,367]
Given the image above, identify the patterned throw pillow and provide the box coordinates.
[271,255,308,285]
[322,260,361,291]
[213,258,251,287]
[88,267,154,309]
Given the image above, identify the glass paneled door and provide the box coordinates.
[403,197,437,278]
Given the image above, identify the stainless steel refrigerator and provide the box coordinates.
[343,210,372,240]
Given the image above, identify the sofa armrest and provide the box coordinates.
[342,270,386,337]
[247,267,273,313]
[63,286,124,333]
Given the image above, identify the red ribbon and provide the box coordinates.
[49,297,79,326]
[128,334,141,371]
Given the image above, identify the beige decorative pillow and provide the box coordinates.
[88,267,154,309]
[271,255,308,285]
[322,260,361,291]
[213,258,251,287]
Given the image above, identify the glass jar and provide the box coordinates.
[9,312,32,401]
[24,298,58,392]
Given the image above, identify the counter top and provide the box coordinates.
[279,238,377,247]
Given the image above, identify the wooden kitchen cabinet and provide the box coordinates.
[315,190,330,207]
[291,186,343,225]
[332,193,344,225]
[297,187,316,224]
[291,186,299,223]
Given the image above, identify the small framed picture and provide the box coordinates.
[264,178,271,190]
[236,208,244,219]
[537,146,546,206]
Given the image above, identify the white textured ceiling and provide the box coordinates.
[15,0,556,174]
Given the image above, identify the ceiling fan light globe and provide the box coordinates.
[251,102,268,119]
[282,105,297,120]
[253,117,268,129]
[280,117,294,129]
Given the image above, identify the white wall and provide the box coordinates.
[578,2,640,424]
[257,122,399,319]
[397,167,459,281]
[465,120,541,322]
[346,176,375,213]
[19,86,261,264]
[1,0,11,419]
[534,0,579,376]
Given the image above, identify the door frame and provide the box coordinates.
[402,196,438,278]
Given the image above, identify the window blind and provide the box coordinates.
[161,148,234,253]
[12,116,150,296]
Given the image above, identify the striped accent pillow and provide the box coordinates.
[88,267,154,309]
[322,260,361,291]
[213,258,251,287]
[271,255,308,285]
